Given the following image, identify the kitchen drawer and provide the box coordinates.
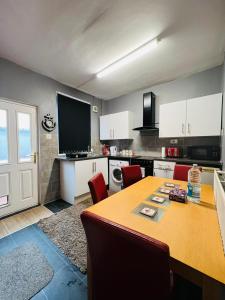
[154,160,176,170]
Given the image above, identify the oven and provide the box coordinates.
[130,158,153,177]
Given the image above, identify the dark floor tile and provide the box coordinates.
[43,265,87,300]
[45,199,71,213]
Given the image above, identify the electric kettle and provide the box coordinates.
[110,146,117,156]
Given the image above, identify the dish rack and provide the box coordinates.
[214,170,225,255]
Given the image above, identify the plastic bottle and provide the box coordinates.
[187,164,201,202]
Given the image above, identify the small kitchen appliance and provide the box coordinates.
[102,144,110,156]
[165,147,181,158]
[187,146,220,161]
[110,146,117,156]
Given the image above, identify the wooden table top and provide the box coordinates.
[85,176,225,285]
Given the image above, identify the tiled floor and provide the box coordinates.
[0,224,87,300]
[45,199,72,213]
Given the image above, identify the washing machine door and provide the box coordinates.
[112,167,123,184]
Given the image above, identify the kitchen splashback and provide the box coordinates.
[103,135,221,157]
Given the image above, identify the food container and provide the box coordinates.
[169,188,187,203]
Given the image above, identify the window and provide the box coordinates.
[0,109,8,164]
[17,112,32,162]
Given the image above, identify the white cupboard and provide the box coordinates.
[159,100,186,138]
[186,94,222,137]
[60,157,108,204]
[100,111,133,140]
[159,93,222,138]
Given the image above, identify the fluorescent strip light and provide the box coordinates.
[96,38,158,78]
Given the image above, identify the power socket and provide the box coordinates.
[170,139,178,144]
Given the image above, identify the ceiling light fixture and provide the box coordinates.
[96,38,158,78]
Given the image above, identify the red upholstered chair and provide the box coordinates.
[81,210,173,300]
[88,173,108,204]
[173,164,192,181]
[121,165,142,188]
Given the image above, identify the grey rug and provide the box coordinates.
[0,243,53,300]
[38,199,92,273]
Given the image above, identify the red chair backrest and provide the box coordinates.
[173,164,192,181]
[121,165,142,188]
[81,210,172,300]
[88,173,108,204]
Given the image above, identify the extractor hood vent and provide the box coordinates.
[133,92,159,131]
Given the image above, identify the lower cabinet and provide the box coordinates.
[60,158,108,204]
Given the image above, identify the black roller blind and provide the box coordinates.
[57,94,91,153]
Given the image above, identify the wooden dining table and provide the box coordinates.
[85,176,225,300]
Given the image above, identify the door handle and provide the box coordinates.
[92,162,94,173]
[94,162,96,172]
[29,152,37,163]
[113,129,115,139]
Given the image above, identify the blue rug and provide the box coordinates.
[0,225,87,300]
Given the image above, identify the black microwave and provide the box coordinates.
[187,146,220,161]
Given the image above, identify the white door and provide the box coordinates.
[95,158,108,184]
[186,93,222,137]
[159,100,186,138]
[0,100,38,218]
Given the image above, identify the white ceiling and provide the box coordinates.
[0,0,225,100]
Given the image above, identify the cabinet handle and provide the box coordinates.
[188,123,191,134]
[94,162,96,172]
[92,162,94,173]
[182,123,185,134]
[113,129,114,139]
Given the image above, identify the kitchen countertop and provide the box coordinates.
[56,155,105,161]
[56,154,222,168]
[139,156,222,167]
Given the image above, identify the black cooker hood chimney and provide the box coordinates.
[133,92,158,131]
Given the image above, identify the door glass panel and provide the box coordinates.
[17,112,32,162]
[0,109,8,164]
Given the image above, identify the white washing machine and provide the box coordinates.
[109,160,129,192]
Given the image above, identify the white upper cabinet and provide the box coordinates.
[159,100,186,138]
[186,93,222,137]
[159,93,222,138]
[100,111,133,140]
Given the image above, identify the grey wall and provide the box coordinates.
[103,65,223,156]
[0,58,103,204]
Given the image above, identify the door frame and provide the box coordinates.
[0,97,40,210]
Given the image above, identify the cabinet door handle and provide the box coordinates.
[92,162,94,173]
[113,129,114,139]
[94,162,96,172]
[188,123,191,134]
[182,123,185,134]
